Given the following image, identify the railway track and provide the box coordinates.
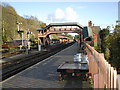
[1,42,75,81]
[1,49,25,59]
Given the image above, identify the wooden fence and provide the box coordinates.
[85,43,119,89]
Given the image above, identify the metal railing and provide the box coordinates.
[38,28,81,37]
[85,43,119,89]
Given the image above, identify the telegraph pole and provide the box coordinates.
[2,20,5,44]
[2,20,5,37]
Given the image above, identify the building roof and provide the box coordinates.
[57,36,68,39]
[51,39,59,41]
[82,26,93,39]
[36,27,45,31]
[49,22,83,27]
[92,26,101,34]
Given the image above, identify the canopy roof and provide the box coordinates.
[36,22,83,31]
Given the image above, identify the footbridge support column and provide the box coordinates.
[40,35,50,47]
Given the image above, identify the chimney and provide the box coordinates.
[88,20,92,27]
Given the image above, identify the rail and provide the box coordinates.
[85,43,119,89]
[1,50,25,59]
[1,42,74,81]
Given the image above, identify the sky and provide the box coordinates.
[3,2,119,30]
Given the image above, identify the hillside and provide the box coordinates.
[1,3,46,43]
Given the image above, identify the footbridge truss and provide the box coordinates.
[36,22,93,46]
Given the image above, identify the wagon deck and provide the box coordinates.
[57,61,89,72]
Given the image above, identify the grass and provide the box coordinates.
[1,47,19,53]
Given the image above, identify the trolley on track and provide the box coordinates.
[57,53,89,81]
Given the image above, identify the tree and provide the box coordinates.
[74,35,80,40]
[99,28,109,55]
[103,25,120,71]
[109,29,120,71]
[1,3,45,44]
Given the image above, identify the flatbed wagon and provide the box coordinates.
[57,61,89,80]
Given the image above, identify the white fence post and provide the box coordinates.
[38,44,41,51]
[118,75,120,90]
[114,70,117,88]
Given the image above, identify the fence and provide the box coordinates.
[85,43,119,89]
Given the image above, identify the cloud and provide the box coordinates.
[47,7,80,22]
[65,7,78,21]
[54,8,65,21]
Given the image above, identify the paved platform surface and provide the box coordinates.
[2,43,92,88]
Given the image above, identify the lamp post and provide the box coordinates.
[26,31,32,54]
[17,30,24,48]
[16,22,24,50]
[27,31,32,50]
[17,22,22,31]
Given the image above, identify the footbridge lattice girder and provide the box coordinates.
[36,22,93,46]
[38,28,81,37]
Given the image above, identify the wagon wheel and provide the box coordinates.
[85,73,90,81]
[58,73,63,81]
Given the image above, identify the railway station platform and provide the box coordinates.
[2,43,92,88]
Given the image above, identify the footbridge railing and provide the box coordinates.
[85,43,119,89]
